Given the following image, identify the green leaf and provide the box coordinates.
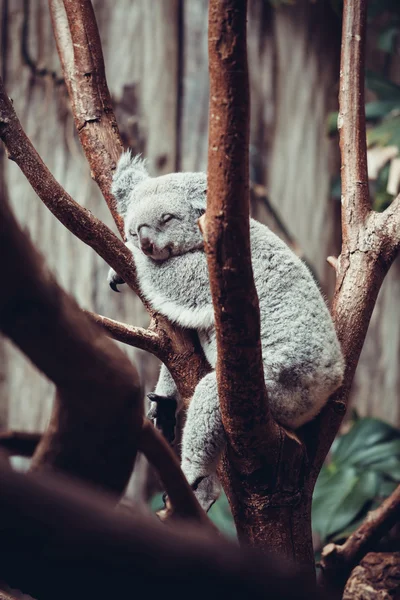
[149,492,164,512]
[313,467,358,539]
[327,111,339,135]
[313,469,380,540]
[349,439,400,468]
[371,457,400,481]
[366,70,400,101]
[333,418,399,465]
[208,491,237,539]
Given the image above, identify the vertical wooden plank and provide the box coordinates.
[180,0,209,173]
[101,0,180,175]
[267,0,341,292]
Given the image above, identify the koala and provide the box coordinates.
[108,151,345,511]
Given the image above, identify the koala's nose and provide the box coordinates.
[141,237,154,254]
[139,228,154,255]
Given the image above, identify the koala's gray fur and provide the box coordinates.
[109,151,345,511]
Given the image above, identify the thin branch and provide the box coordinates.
[84,310,164,357]
[49,0,125,236]
[319,484,400,589]
[338,0,370,240]
[205,0,276,459]
[0,76,144,301]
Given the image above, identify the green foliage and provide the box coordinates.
[312,417,400,544]
[208,491,237,539]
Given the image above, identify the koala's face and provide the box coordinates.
[125,172,207,262]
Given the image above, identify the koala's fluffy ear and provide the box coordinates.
[111,151,149,218]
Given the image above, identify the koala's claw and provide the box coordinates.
[107,266,126,293]
[109,275,126,293]
[147,393,177,444]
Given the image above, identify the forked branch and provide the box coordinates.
[84,310,164,358]
[307,0,400,480]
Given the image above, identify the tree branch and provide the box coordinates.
[205,0,276,461]
[49,0,125,236]
[319,485,400,591]
[138,421,215,529]
[338,0,369,235]
[0,76,144,301]
[47,0,211,407]
[306,0,400,481]
[84,310,164,357]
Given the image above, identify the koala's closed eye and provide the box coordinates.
[161,213,177,224]
[129,229,138,238]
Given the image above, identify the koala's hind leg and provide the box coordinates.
[181,371,224,511]
[147,364,180,444]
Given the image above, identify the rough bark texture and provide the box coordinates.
[49,0,125,235]
[343,553,400,600]
[205,0,311,568]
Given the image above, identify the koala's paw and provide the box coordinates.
[107,267,126,293]
[147,393,177,444]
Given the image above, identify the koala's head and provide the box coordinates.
[112,152,206,262]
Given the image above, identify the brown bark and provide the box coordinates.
[306,0,400,482]
[0,77,143,302]
[319,485,400,592]
[49,0,125,236]
[343,553,400,599]
[84,310,163,357]
[204,0,310,566]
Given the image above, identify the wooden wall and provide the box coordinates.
[0,0,398,436]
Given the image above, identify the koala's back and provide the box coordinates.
[134,218,344,426]
[250,221,344,426]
